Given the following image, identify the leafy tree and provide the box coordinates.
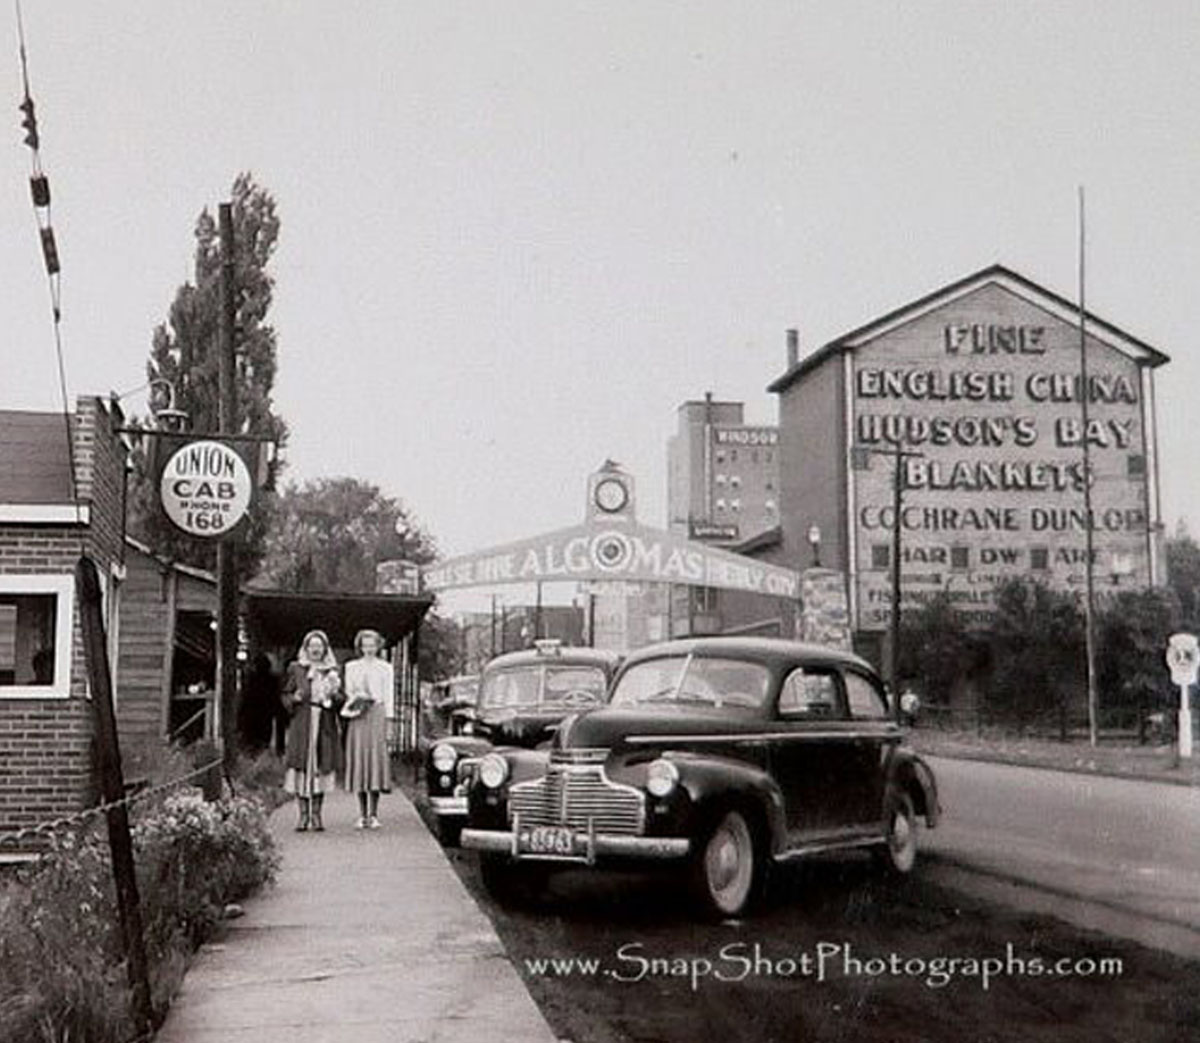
[1165,522,1200,630]
[128,173,288,577]
[987,578,1085,738]
[256,477,436,593]
[1096,587,1180,740]
[897,592,983,714]
[417,613,465,681]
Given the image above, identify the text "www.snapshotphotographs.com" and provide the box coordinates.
[524,942,1125,992]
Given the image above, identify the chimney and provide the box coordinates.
[786,328,799,368]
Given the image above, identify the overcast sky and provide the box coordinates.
[4,3,1199,587]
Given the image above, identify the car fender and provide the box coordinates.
[428,735,494,763]
[886,750,940,827]
[666,753,789,856]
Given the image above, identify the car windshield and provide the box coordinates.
[479,664,606,711]
[447,678,478,705]
[610,655,770,711]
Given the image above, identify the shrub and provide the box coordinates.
[0,790,278,1043]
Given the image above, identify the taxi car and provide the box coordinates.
[424,640,621,846]
[429,674,481,736]
[460,636,940,917]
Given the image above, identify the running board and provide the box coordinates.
[772,833,886,863]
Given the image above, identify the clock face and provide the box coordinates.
[594,477,629,513]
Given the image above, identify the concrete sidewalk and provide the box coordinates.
[155,789,559,1043]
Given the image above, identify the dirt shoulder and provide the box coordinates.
[908,728,1200,786]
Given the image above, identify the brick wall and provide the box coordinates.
[0,397,129,835]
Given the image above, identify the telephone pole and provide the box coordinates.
[217,202,239,770]
[855,442,925,721]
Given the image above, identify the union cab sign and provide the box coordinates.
[159,439,253,538]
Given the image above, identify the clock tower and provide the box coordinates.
[586,460,636,526]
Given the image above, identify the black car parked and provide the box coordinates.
[460,636,940,917]
[425,641,622,845]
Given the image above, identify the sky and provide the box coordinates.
[4,2,1200,602]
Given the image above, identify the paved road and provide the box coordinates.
[924,756,1200,959]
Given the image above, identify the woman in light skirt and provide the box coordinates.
[282,630,343,831]
[342,629,394,829]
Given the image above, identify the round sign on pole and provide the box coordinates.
[159,439,253,538]
[1166,633,1200,687]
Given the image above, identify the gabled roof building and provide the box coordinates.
[766,264,1167,654]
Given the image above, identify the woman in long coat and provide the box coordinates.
[342,629,394,828]
[282,629,343,831]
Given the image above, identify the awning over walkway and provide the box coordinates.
[242,590,433,651]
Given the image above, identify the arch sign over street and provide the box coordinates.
[421,463,799,600]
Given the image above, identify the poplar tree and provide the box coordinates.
[128,173,288,577]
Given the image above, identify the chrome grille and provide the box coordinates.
[509,755,645,834]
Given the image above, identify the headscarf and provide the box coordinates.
[296,629,338,678]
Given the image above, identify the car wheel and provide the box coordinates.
[875,790,918,876]
[691,808,760,919]
[436,818,462,848]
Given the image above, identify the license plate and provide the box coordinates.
[520,826,575,855]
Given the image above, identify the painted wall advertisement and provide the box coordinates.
[853,286,1153,630]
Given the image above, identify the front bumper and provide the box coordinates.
[461,826,690,864]
[429,795,468,818]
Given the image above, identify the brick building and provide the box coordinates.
[0,398,129,840]
[764,265,1167,661]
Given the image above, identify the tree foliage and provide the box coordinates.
[897,592,982,710]
[1096,587,1180,737]
[256,477,436,593]
[986,578,1085,737]
[1165,524,1200,629]
[128,173,288,577]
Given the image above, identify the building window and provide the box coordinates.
[0,574,73,699]
[950,546,969,570]
[730,475,741,488]
[871,545,890,569]
[730,450,738,462]
[1127,454,1146,477]
[730,499,741,512]
[715,474,727,485]
[715,451,725,464]
[715,498,726,511]
[1030,547,1050,571]
[765,499,777,512]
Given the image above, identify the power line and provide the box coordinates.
[15,0,80,520]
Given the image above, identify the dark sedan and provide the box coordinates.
[460,636,940,917]
[425,641,622,845]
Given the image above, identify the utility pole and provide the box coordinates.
[1078,187,1100,748]
[217,202,239,771]
[77,556,154,1036]
[855,443,924,721]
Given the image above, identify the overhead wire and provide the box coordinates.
[15,0,81,523]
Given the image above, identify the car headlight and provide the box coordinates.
[646,758,679,798]
[431,743,458,773]
[479,753,509,789]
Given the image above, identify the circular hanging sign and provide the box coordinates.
[159,439,253,538]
